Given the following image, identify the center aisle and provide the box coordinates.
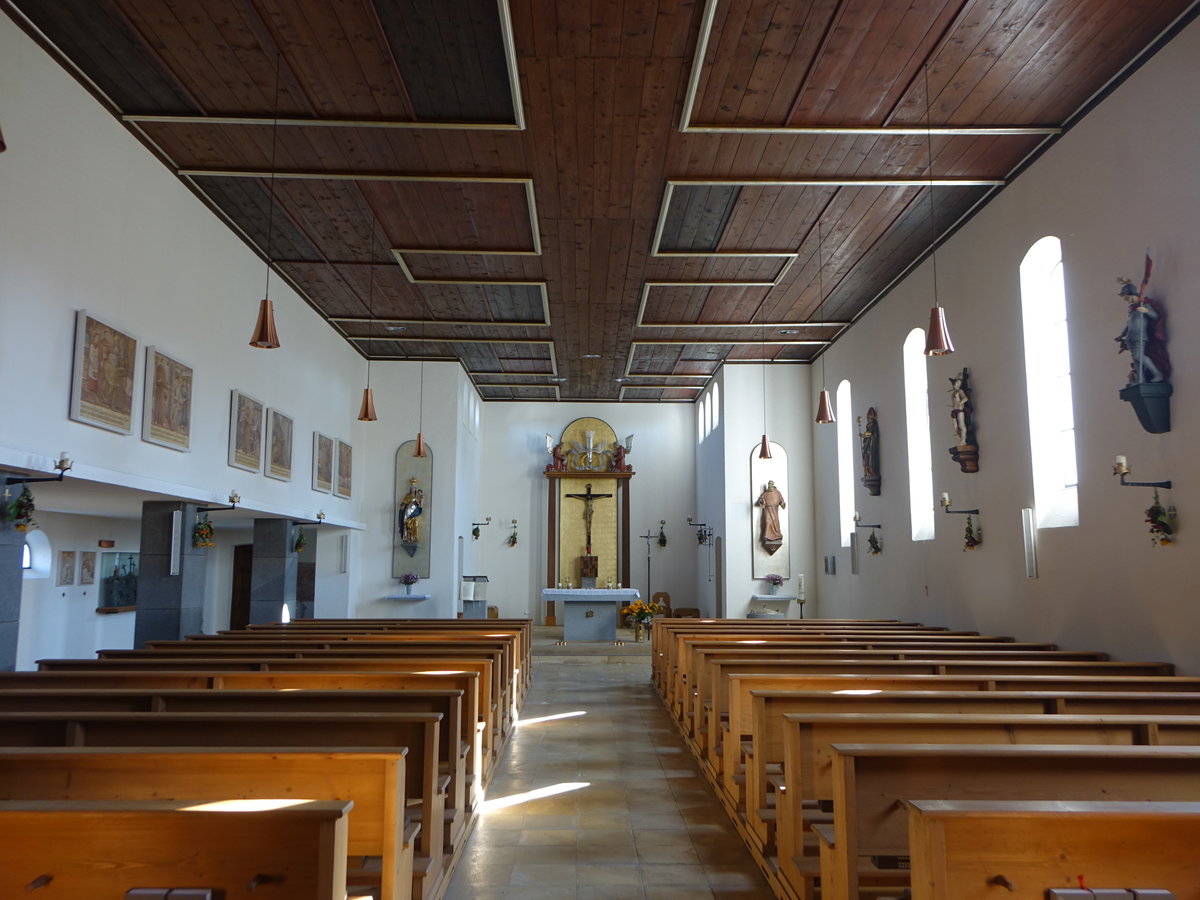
[444,637,771,899]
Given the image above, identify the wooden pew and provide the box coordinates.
[0,748,412,900]
[0,710,448,900]
[0,687,470,851]
[904,799,1200,900]
[0,798,352,900]
[773,713,1200,900]
[38,650,504,766]
[817,743,1200,900]
[0,666,488,806]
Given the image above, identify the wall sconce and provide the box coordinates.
[687,516,713,546]
[1112,455,1171,488]
[471,516,492,540]
[852,511,882,529]
[939,492,979,515]
[5,451,73,485]
[198,491,240,513]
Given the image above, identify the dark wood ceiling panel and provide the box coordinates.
[9,0,1193,401]
[189,175,322,262]
[376,0,514,122]
[658,185,741,252]
[15,1,199,113]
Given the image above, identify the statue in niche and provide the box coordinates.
[947,369,979,473]
[858,407,881,496]
[398,478,424,545]
[755,480,786,556]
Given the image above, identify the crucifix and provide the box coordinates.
[564,482,613,555]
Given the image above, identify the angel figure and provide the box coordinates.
[607,434,634,471]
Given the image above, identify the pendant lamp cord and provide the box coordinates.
[264,53,281,299]
[366,215,375,389]
[924,64,939,309]
[817,219,826,389]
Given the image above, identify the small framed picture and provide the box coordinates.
[79,551,97,586]
[70,310,138,434]
[312,432,334,493]
[142,346,193,451]
[57,550,77,586]
[265,408,294,481]
[228,390,265,472]
[334,439,353,498]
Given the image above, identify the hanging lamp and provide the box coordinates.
[921,64,955,357]
[357,214,379,421]
[250,54,282,349]
[814,220,836,424]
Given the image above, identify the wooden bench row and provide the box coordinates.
[0,617,531,900]
[649,617,1198,900]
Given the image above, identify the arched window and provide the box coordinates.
[710,382,720,430]
[697,400,705,442]
[836,380,855,548]
[903,328,935,541]
[1021,236,1078,527]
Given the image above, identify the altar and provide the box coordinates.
[541,588,640,641]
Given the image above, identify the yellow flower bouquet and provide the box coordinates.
[621,599,664,624]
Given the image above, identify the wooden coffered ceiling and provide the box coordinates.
[7,0,1196,401]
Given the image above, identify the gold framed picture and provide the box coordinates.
[312,432,334,493]
[228,390,264,473]
[57,550,77,586]
[265,408,293,481]
[142,346,193,451]
[79,551,96,586]
[70,310,138,434]
[334,439,353,498]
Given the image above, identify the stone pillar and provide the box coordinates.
[0,520,24,670]
[133,501,208,647]
[249,518,297,624]
[295,526,317,620]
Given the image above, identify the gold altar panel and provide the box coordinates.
[559,416,617,472]
[557,476,618,585]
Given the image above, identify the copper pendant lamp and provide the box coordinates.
[250,55,282,349]
[357,216,379,422]
[921,64,955,357]
[813,220,835,424]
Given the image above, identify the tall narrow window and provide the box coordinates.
[903,328,935,541]
[710,382,720,430]
[1021,236,1078,528]
[836,380,855,548]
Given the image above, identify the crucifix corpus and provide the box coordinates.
[565,482,613,555]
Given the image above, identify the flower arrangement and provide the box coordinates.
[191,513,215,548]
[507,519,518,547]
[472,525,481,541]
[622,599,665,624]
[6,486,37,531]
[657,520,667,547]
[867,529,882,555]
[763,573,784,587]
[399,572,420,586]
[963,515,982,551]
[293,526,307,553]
[1146,491,1174,546]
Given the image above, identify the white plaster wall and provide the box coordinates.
[814,18,1200,672]
[476,401,698,621]
[714,364,816,619]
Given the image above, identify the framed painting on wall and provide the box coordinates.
[265,409,293,481]
[57,550,77,586]
[312,432,334,493]
[228,390,264,472]
[334,439,353,498]
[79,551,96,586]
[142,346,193,451]
[69,310,138,434]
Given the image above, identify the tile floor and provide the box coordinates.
[443,652,772,899]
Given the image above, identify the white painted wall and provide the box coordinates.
[812,18,1200,672]
[476,402,698,621]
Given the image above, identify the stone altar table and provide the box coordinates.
[541,588,640,641]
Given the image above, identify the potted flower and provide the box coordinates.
[293,526,307,553]
[191,513,215,548]
[1146,491,1174,546]
[763,573,784,594]
[621,598,666,641]
[9,486,36,532]
[400,571,420,595]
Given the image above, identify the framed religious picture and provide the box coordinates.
[69,310,138,434]
[312,432,334,493]
[265,408,294,481]
[141,346,193,451]
[228,390,264,472]
[57,550,77,586]
[334,439,353,498]
[79,551,97,586]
